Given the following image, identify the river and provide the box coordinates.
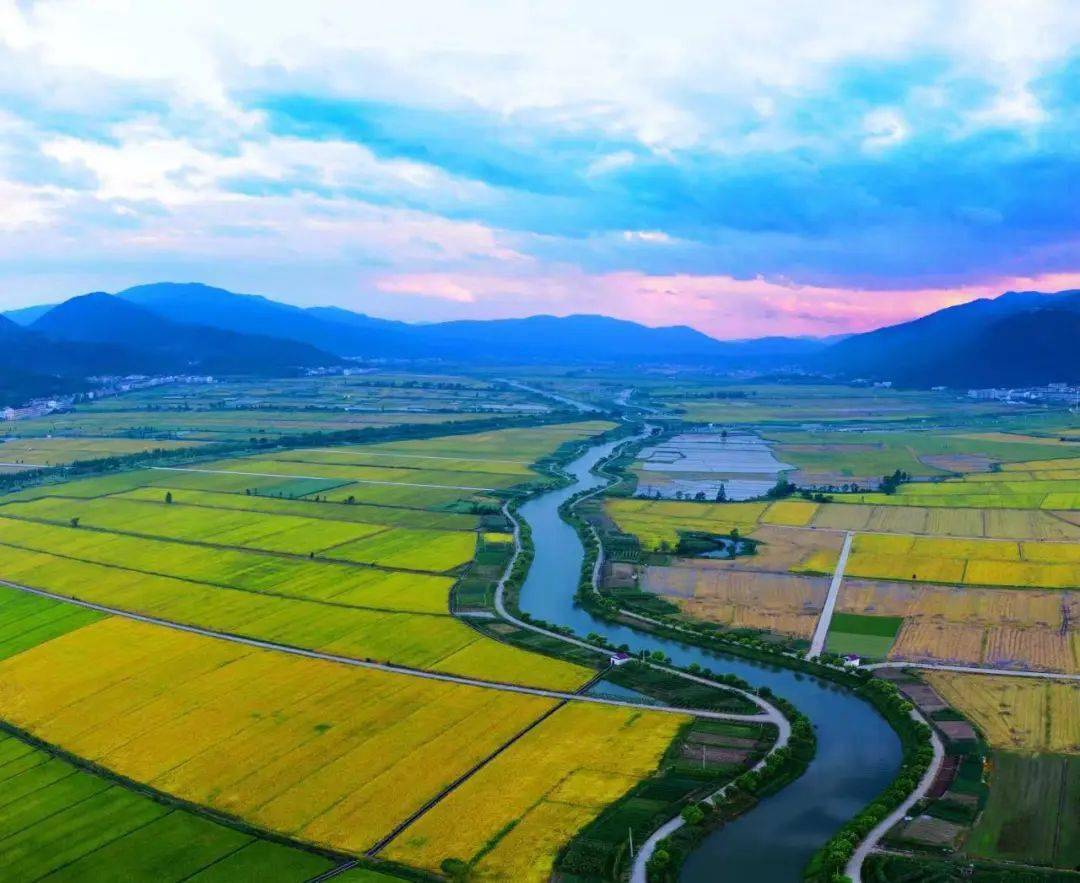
[515,438,901,882]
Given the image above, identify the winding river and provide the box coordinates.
[516,438,902,882]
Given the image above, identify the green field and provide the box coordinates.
[0,728,342,881]
[824,612,903,658]
[966,751,1080,869]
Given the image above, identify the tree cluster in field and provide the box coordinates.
[878,469,912,495]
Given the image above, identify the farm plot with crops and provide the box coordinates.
[0,729,338,882]
[382,701,686,881]
[838,580,1079,672]
[924,673,1080,754]
[965,751,1080,870]
[0,436,203,466]
[824,612,902,658]
[0,617,682,878]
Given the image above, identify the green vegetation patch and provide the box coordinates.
[0,729,339,881]
[825,613,903,659]
[0,585,104,661]
[966,751,1080,870]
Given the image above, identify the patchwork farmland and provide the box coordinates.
[0,416,782,882]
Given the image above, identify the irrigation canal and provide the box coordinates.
[515,437,902,882]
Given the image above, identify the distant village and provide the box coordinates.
[2,375,215,421]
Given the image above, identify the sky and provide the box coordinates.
[0,1,1077,338]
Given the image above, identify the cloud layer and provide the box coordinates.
[0,1,1077,336]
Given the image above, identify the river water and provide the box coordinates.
[516,439,901,882]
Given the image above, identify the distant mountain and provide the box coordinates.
[32,292,341,375]
[113,282,827,365]
[3,303,56,325]
[118,282,413,357]
[823,289,1080,386]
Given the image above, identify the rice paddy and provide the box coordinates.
[923,672,1080,754]
[0,729,337,882]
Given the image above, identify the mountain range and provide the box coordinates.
[2,282,1078,407]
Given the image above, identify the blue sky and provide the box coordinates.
[0,0,1077,336]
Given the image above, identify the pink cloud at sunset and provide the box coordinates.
[373,270,1080,339]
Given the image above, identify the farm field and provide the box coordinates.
[0,496,478,572]
[799,533,1080,590]
[923,673,1080,754]
[838,580,1079,672]
[824,612,902,658]
[641,565,827,638]
[0,422,621,688]
[0,729,340,882]
[0,436,202,466]
[0,533,588,687]
[382,701,686,880]
[0,617,680,871]
[965,751,1080,870]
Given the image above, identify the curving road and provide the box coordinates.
[844,708,945,883]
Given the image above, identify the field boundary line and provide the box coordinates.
[0,578,765,720]
[151,466,497,492]
[366,669,607,857]
[807,530,853,658]
[0,537,454,618]
[867,661,1080,681]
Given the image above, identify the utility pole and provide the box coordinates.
[628,827,634,858]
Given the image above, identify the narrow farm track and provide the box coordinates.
[807,529,854,658]
[867,661,1080,681]
[152,465,497,492]
[0,577,767,721]
[844,709,945,883]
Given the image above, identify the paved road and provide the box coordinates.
[868,660,1080,681]
[845,708,945,883]
[807,530,853,658]
[498,380,599,413]
[0,577,759,721]
[151,466,495,492]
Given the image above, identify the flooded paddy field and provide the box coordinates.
[634,432,792,500]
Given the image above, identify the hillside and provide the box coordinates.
[823,289,1080,386]
[32,293,341,375]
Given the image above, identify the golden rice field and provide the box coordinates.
[924,673,1080,754]
[0,542,588,689]
[0,515,457,614]
[0,618,562,854]
[383,702,685,880]
[800,533,1080,589]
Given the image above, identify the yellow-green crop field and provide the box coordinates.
[799,533,1080,589]
[0,617,675,872]
[0,533,586,688]
[383,702,686,880]
[112,485,479,530]
[0,437,202,466]
[925,672,1080,754]
[0,495,478,573]
[605,499,767,549]
[0,617,558,853]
